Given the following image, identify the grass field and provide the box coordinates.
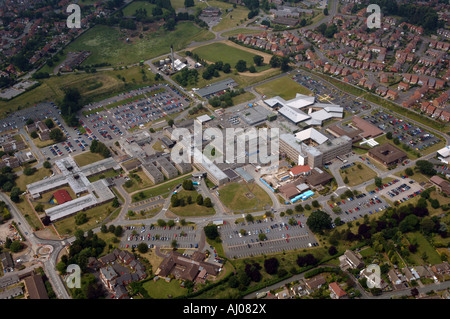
[221,28,262,37]
[124,171,154,193]
[218,182,272,212]
[54,202,118,236]
[340,163,377,187]
[121,1,157,16]
[15,167,52,192]
[254,76,313,99]
[405,232,442,265]
[73,151,105,167]
[0,66,162,118]
[211,2,250,32]
[191,42,267,70]
[169,190,215,217]
[142,277,187,298]
[131,174,193,202]
[65,22,214,67]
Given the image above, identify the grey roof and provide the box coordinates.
[196,78,237,97]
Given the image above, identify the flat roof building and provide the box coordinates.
[368,143,407,167]
[156,157,179,180]
[196,78,237,98]
[142,162,164,184]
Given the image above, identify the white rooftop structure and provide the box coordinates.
[264,93,343,125]
[196,114,212,123]
[437,145,450,158]
[295,128,329,145]
[174,59,187,71]
[27,155,119,221]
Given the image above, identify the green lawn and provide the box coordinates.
[121,1,157,16]
[124,171,154,194]
[73,152,106,167]
[405,232,442,265]
[254,76,313,99]
[169,190,215,217]
[0,66,162,118]
[131,174,193,202]
[65,22,214,67]
[340,163,378,187]
[211,3,250,32]
[142,277,187,299]
[192,42,263,69]
[218,182,272,212]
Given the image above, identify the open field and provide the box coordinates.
[169,190,215,217]
[124,171,154,194]
[340,163,377,187]
[15,167,52,191]
[218,182,272,212]
[405,232,442,265]
[191,42,270,70]
[0,66,162,118]
[65,22,214,67]
[73,151,106,167]
[131,174,193,202]
[221,28,263,37]
[211,2,250,32]
[121,1,157,16]
[53,202,118,236]
[143,276,187,298]
[254,76,313,99]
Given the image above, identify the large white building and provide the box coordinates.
[264,93,344,126]
[26,156,119,222]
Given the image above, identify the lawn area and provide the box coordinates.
[191,42,269,69]
[405,232,442,265]
[218,182,272,212]
[121,1,157,16]
[15,196,44,231]
[124,170,154,194]
[340,163,378,187]
[131,174,193,202]
[73,151,106,167]
[53,202,118,236]
[65,22,214,67]
[142,277,188,298]
[254,76,313,99]
[0,66,162,117]
[221,28,262,37]
[169,190,215,217]
[15,167,52,191]
[212,2,250,32]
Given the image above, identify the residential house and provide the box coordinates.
[329,282,348,299]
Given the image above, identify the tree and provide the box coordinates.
[204,224,219,240]
[416,160,436,176]
[75,212,88,225]
[168,119,174,127]
[182,179,194,190]
[253,55,264,66]
[235,60,247,72]
[306,210,332,233]
[324,7,328,15]
[10,187,21,203]
[245,214,254,222]
[196,194,203,205]
[101,224,108,233]
[264,257,279,275]
[184,0,194,7]
[386,131,393,139]
[248,65,256,73]
[222,63,231,73]
[50,128,64,142]
[312,200,320,208]
[30,131,38,139]
[43,161,51,169]
[23,167,35,176]
[114,225,123,237]
[137,242,148,254]
[44,118,54,129]
[112,197,120,208]
[328,246,338,255]
[9,241,22,253]
[405,167,414,176]
[375,177,383,188]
